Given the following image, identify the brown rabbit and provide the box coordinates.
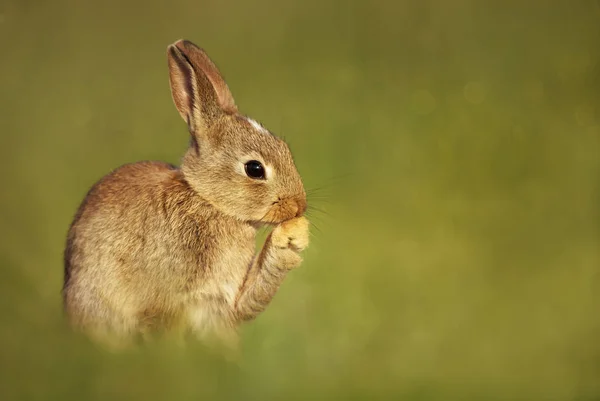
[62,39,309,348]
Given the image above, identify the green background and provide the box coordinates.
[1,0,599,399]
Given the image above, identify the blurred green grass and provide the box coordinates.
[1,0,599,399]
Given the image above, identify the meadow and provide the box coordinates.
[0,0,599,399]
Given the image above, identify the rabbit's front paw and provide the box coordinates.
[268,217,309,270]
[271,216,310,252]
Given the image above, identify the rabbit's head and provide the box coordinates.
[167,40,306,225]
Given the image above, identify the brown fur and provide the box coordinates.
[63,39,309,348]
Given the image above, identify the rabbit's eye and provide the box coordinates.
[244,160,266,180]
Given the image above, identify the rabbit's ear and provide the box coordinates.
[167,40,237,134]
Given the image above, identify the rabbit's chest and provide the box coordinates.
[180,234,255,328]
[204,240,255,302]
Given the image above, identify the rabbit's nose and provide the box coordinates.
[286,201,299,218]
[295,197,307,217]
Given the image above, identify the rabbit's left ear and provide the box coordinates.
[167,40,237,134]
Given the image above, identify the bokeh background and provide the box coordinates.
[1,0,599,399]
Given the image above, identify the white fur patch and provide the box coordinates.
[246,118,268,133]
[221,282,238,306]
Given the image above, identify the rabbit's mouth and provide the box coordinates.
[259,196,307,225]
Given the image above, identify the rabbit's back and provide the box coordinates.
[63,161,254,336]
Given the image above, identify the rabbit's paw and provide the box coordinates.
[271,217,310,252]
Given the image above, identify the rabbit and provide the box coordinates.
[62,39,310,349]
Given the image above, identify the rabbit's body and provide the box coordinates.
[64,161,254,340]
[63,40,310,347]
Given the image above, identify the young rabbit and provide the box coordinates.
[63,39,309,348]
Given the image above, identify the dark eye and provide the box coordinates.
[244,160,266,180]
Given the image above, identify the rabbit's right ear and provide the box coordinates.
[167,40,237,136]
